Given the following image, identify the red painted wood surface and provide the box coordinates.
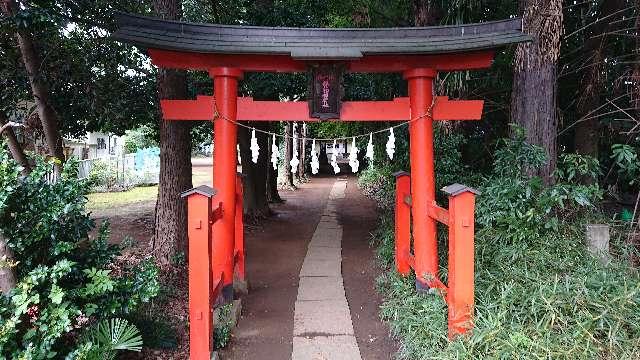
[211,69,240,303]
[161,96,483,122]
[447,191,476,338]
[406,68,439,290]
[149,49,495,73]
[394,173,411,276]
[186,193,213,360]
[428,203,450,226]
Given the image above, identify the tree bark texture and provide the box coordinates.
[266,126,282,203]
[2,0,65,166]
[574,0,626,159]
[511,0,562,184]
[413,0,440,26]
[297,122,307,179]
[0,234,16,295]
[151,0,193,264]
[283,122,294,188]
[239,123,270,218]
[0,110,30,173]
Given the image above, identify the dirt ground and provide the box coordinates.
[95,171,396,359]
[220,176,397,359]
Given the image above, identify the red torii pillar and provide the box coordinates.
[210,67,243,303]
[405,68,439,290]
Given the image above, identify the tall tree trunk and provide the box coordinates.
[0,233,16,295]
[266,126,282,203]
[2,0,65,167]
[239,123,270,218]
[297,122,306,179]
[413,0,440,26]
[0,110,30,172]
[511,0,562,184]
[283,122,294,188]
[574,0,625,160]
[151,0,193,264]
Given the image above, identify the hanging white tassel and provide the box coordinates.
[348,137,359,173]
[310,139,320,175]
[270,134,279,170]
[331,139,340,174]
[366,133,374,165]
[290,123,299,174]
[386,127,396,160]
[250,128,260,163]
[237,144,241,164]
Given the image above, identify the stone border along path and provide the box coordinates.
[292,178,363,360]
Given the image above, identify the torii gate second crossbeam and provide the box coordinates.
[112,13,530,360]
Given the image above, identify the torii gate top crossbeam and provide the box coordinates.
[112,13,530,73]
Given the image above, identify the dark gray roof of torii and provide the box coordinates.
[112,13,530,60]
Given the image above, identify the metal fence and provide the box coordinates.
[46,151,159,189]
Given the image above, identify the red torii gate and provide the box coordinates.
[113,14,529,359]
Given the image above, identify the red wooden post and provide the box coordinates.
[234,173,245,282]
[211,67,243,304]
[405,68,438,291]
[181,185,216,360]
[393,171,411,276]
[443,184,479,337]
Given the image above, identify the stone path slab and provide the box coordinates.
[292,335,362,360]
[297,276,345,301]
[292,179,362,360]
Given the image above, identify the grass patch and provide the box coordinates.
[361,134,640,359]
[86,185,158,210]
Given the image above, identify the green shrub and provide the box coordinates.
[124,125,158,154]
[0,148,159,359]
[365,132,640,359]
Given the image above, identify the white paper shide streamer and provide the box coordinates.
[270,134,279,170]
[310,139,320,174]
[366,133,374,165]
[386,127,396,160]
[237,144,241,164]
[290,123,299,174]
[250,128,260,163]
[348,137,359,173]
[331,139,340,174]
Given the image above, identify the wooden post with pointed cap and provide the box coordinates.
[443,183,480,338]
[181,185,217,360]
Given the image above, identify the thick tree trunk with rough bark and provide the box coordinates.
[266,127,282,203]
[2,0,65,166]
[0,234,16,295]
[0,110,30,172]
[574,0,625,160]
[239,123,270,218]
[413,0,440,26]
[511,0,562,184]
[297,122,306,179]
[151,0,193,264]
[283,122,294,188]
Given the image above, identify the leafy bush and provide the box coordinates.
[88,159,141,192]
[0,148,159,359]
[124,125,158,154]
[364,133,640,359]
[358,125,467,210]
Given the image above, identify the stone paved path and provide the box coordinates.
[291,179,363,360]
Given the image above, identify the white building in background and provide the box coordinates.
[51,132,125,160]
[318,140,353,161]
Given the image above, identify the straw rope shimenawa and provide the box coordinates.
[211,97,438,142]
